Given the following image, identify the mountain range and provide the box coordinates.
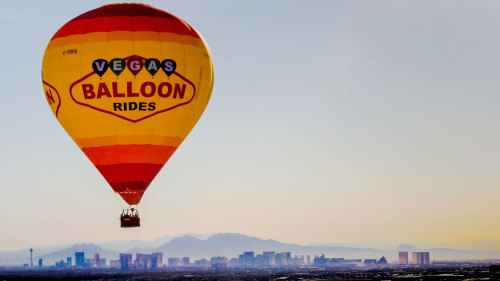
[1,233,500,266]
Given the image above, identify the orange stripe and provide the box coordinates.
[76,135,183,148]
[47,31,203,49]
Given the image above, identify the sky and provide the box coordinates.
[0,0,499,252]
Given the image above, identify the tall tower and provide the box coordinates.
[30,248,33,267]
[398,251,408,265]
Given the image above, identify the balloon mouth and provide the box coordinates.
[118,191,144,205]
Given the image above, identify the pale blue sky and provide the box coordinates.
[0,1,499,251]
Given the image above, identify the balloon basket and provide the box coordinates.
[120,208,140,228]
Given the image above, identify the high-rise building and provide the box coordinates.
[263,251,276,266]
[94,253,101,267]
[75,252,85,267]
[399,251,408,265]
[412,252,430,265]
[38,258,43,267]
[136,253,156,269]
[424,252,430,264]
[238,254,244,267]
[282,252,291,265]
[120,253,132,270]
[152,252,163,268]
[275,253,284,266]
[243,251,256,268]
[256,254,264,268]
[306,255,311,265]
[67,257,72,266]
[182,257,190,267]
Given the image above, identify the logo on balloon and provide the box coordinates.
[92,56,177,77]
[69,55,195,123]
[42,81,62,118]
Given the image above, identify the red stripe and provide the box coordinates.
[52,16,199,39]
[81,144,177,165]
[72,4,177,21]
[95,163,164,183]
[110,181,151,193]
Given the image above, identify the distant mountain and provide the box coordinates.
[96,233,213,252]
[152,233,392,260]
[395,244,421,252]
[149,234,500,261]
[97,235,175,251]
[39,243,119,265]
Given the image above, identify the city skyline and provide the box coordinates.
[1,233,499,267]
[1,0,499,251]
[0,245,439,269]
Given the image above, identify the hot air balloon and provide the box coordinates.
[41,3,214,227]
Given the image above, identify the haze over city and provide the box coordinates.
[0,0,499,258]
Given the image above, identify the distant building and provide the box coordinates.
[84,258,93,267]
[306,255,311,265]
[94,253,100,268]
[331,258,345,265]
[243,251,256,268]
[291,256,304,266]
[313,254,328,267]
[133,253,161,268]
[256,254,264,268]
[377,256,388,265]
[210,256,228,270]
[399,251,408,265]
[110,260,120,269]
[182,257,190,267]
[55,260,66,268]
[152,252,163,267]
[137,253,157,269]
[283,252,291,265]
[75,252,85,267]
[228,257,239,268]
[412,252,430,265]
[66,257,72,267]
[120,253,132,270]
[99,258,106,267]
[38,258,43,267]
[275,253,284,266]
[263,251,276,266]
[193,258,210,268]
[364,259,377,265]
[238,254,244,267]
[168,257,181,267]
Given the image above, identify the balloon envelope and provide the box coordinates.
[42,4,214,205]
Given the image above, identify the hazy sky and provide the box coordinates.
[0,0,499,251]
